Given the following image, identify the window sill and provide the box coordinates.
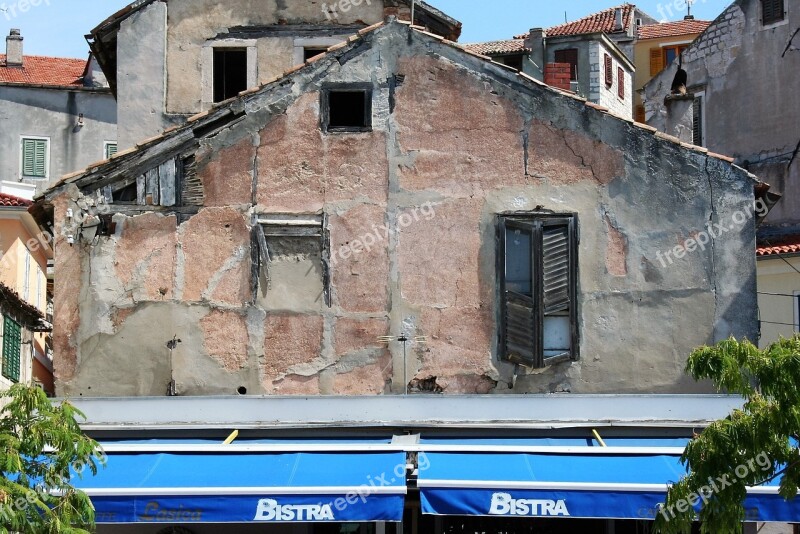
[323,127,373,134]
[21,175,48,180]
[760,18,788,30]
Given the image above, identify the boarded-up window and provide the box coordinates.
[21,138,48,178]
[693,96,704,147]
[499,215,578,368]
[649,48,664,76]
[762,0,785,24]
[2,316,21,383]
[554,48,578,80]
[618,67,625,99]
[604,54,613,87]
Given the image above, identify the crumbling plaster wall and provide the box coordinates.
[53,25,758,397]
[643,0,800,226]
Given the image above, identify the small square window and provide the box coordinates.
[322,86,372,133]
[213,48,248,103]
[104,142,118,160]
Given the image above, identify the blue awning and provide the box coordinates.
[417,438,800,522]
[72,442,407,524]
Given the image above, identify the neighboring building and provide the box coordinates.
[34,20,759,401]
[0,29,118,196]
[466,5,663,121]
[86,0,462,149]
[633,18,711,121]
[0,192,53,394]
[642,0,800,347]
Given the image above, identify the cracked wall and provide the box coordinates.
[52,23,758,397]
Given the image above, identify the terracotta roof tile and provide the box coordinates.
[0,54,86,87]
[545,4,635,37]
[0,193,32,207]
[638,19,711,40]
[464,39,527,56]
[757,236,800,256]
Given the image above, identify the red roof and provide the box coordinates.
[545,4,635,37]
[0,54,86,87]
[757,237,800,257]
[0,193,32,208]
[464,39,527,56]
[638,19,711,39]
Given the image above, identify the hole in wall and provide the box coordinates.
[237,386,247,395]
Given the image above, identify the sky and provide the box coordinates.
[1,0,731,59]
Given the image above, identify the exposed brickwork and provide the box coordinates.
[544,62,573,91]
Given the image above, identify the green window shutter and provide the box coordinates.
[22,138,47,178]
[106,143,118,159]
[2,316,21,383]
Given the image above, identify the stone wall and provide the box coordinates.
[50,23,759,397]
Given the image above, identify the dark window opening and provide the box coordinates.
[762,0,785,24]
[304,48,328,61]
[497,54,524,71]
[112,182,137,203]
[213,48,248,103]
[554,48,579,80]
[323,88,372,132]
[499,215,578,368]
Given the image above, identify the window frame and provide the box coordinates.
[554,48,579,81]
[2,315,21,383]
[20,136,50,180]
[498,213,579,368]
[761,0,786,26]
[201,39,257,109]
[321,83,373,134]
[104,141,118,160]
[794,290,800,332]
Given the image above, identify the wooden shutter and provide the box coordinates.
[604,54,613,87]
[22,139,47,178]
[693,97,704,146]
[542,224,571,314]
[635,105,646,123]
[500,219,537,367]
[554,48,578,80]
[650,47,664,76]
[106,143,118,159]
[2,316,21,383]
[618,67,625,99]
[762,0,784,24]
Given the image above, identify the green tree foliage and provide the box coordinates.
[0,384,104,533]
[654,337,800,533]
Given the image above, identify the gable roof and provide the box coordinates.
[41,19,754,206]
[463,39,527,56]
[638,19,711,40]
[87,0,461,96]
[546,4,635,37]
[0,54,87,88]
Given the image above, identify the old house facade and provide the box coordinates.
[87,0,461,150]
[36,19,760,400]
[0,29,117,197]
[642,0,800,346]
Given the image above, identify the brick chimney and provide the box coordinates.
[6,29,23,67]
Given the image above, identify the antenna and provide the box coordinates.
[378,333,427,395]
[687,0,695,19]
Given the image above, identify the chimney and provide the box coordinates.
[5,29,23,67]
[684,15,695,20]
[524,28,546,81]
[614,8,624,32]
